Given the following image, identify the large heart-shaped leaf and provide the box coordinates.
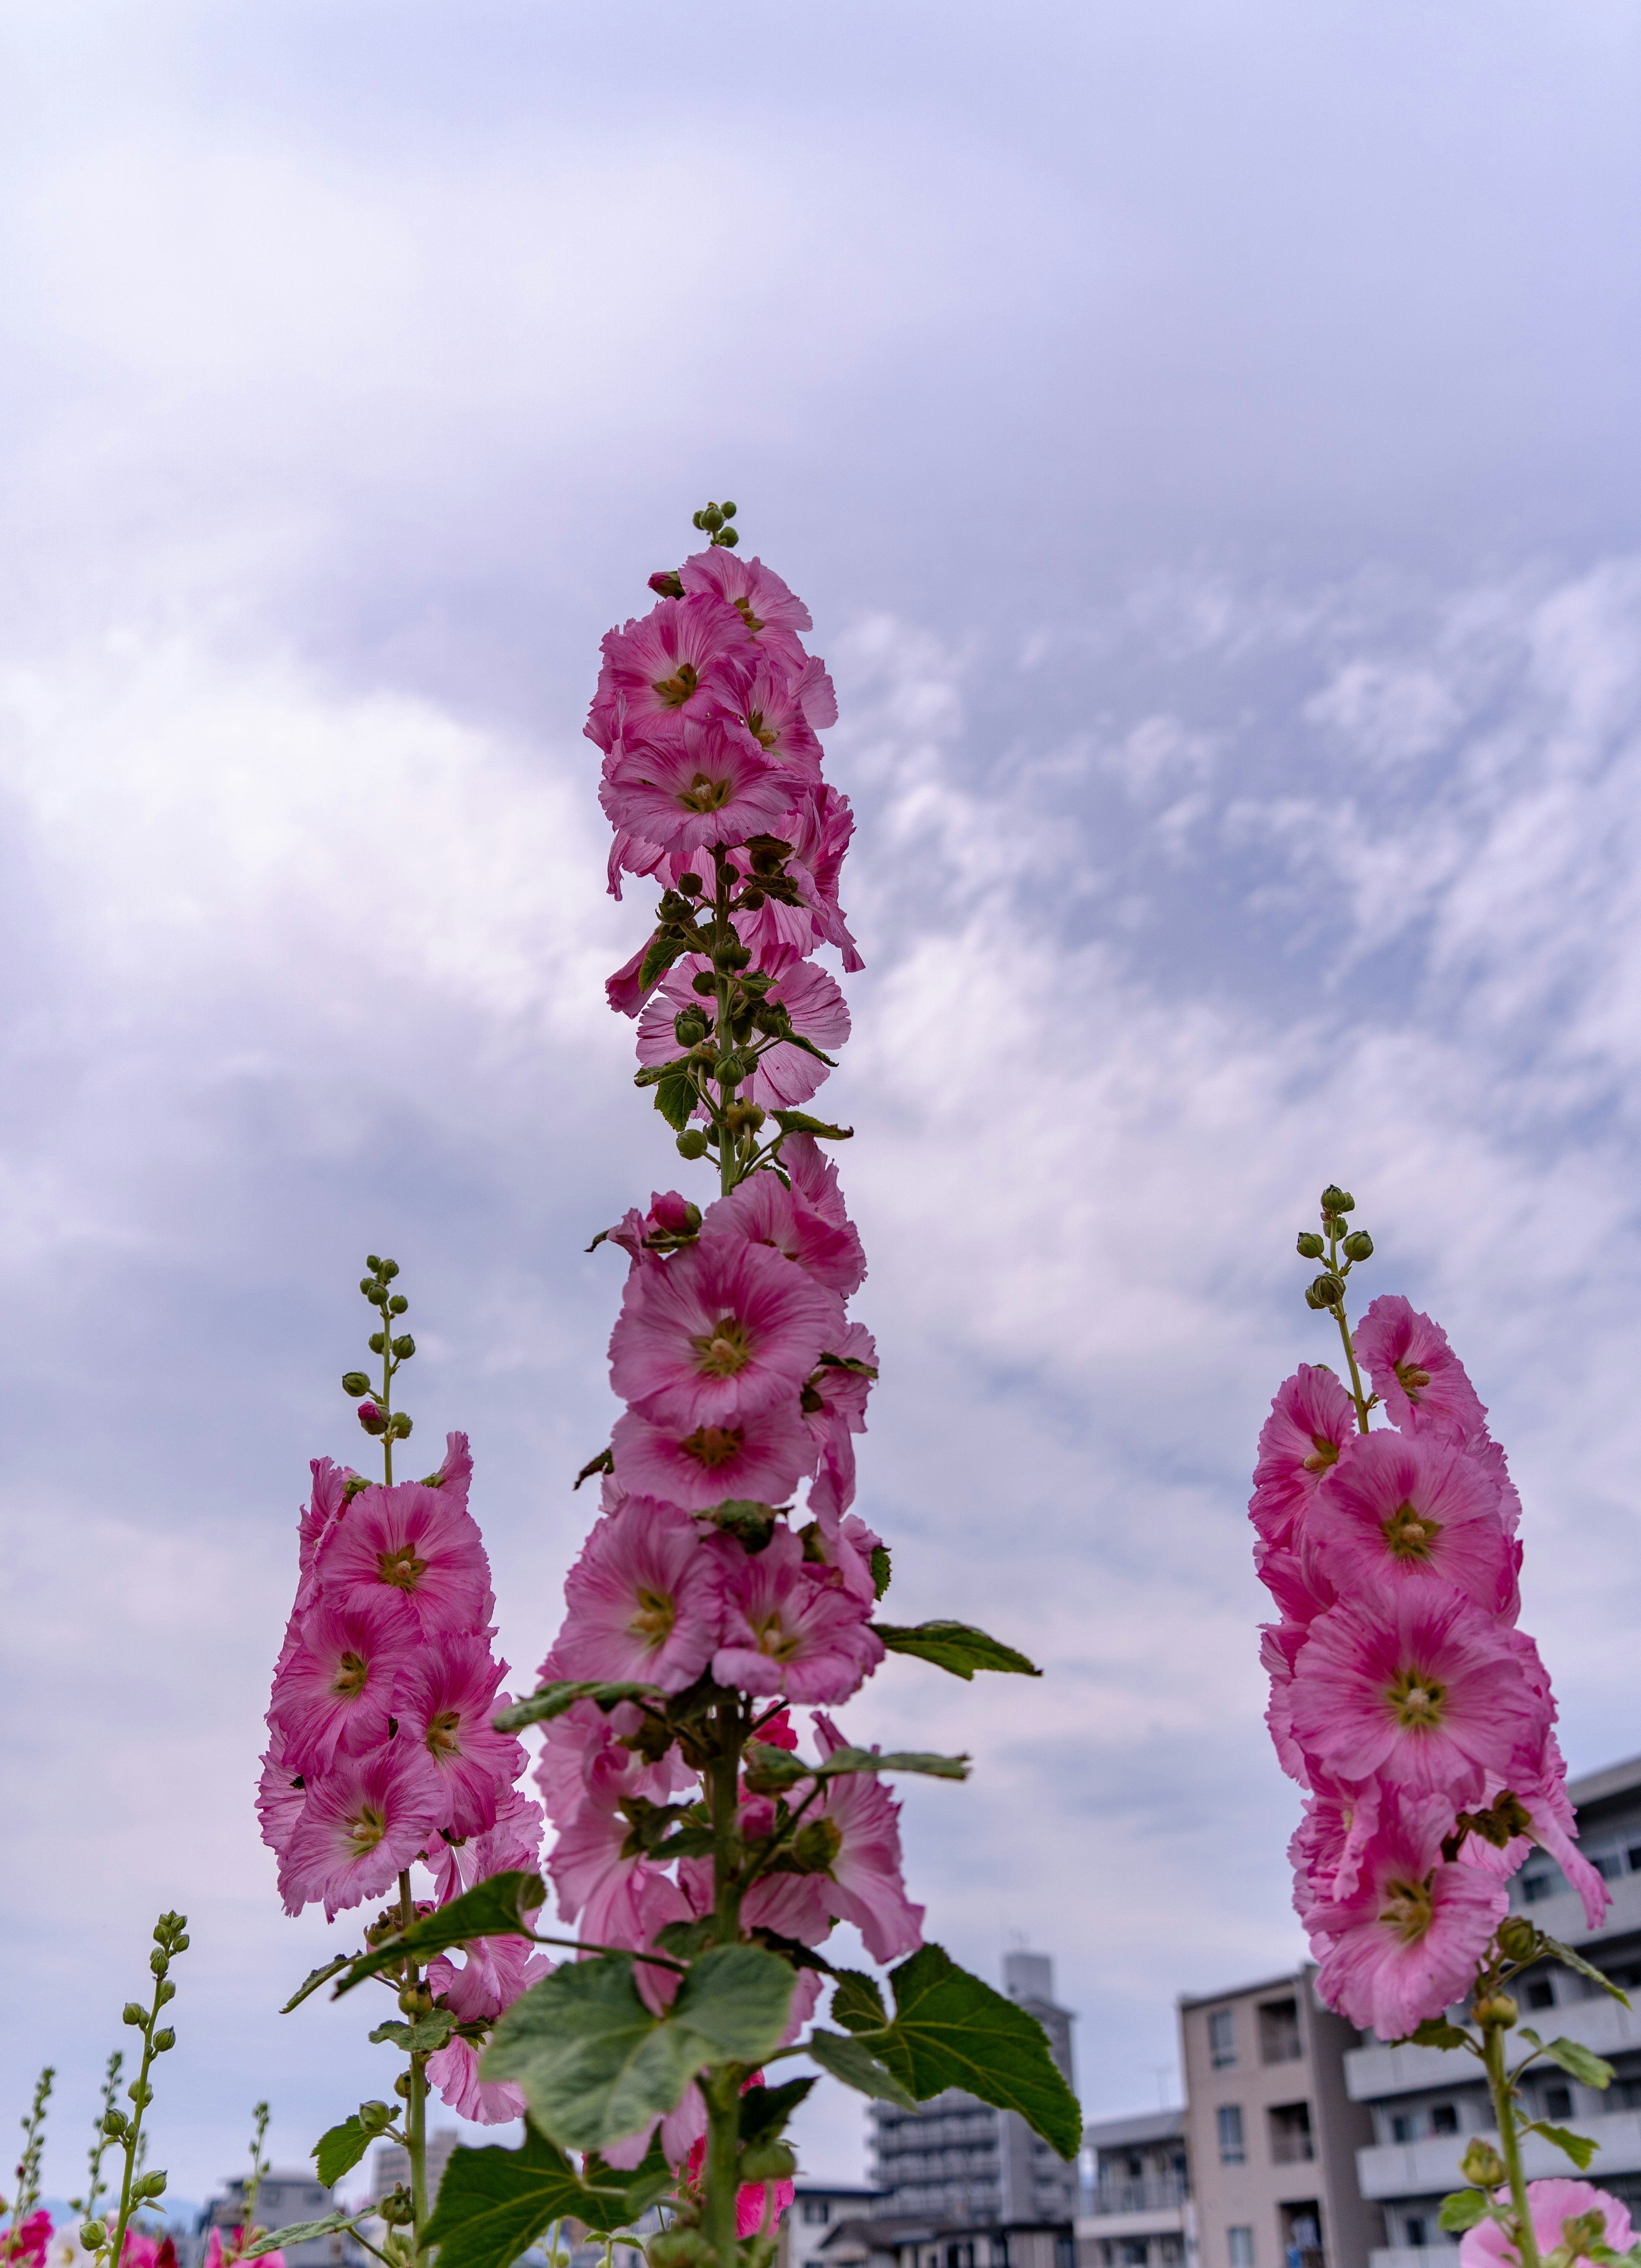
[334,1872,545,1995]
[422,2126,673,2268]
[865,1945,1081,2157]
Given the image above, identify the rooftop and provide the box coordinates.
[1083,2111,1186,2150]
[1178,1969,1300,2011]
[1567,1753,1641,1809]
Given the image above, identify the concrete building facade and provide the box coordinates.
[781,2185,889,2268]
[870,1953,1079,2227]
[1180,1970,1376,2268]
[1076,2108,1190,2268]
[201,2172,365,2268]
[1346,1753,1641,2268]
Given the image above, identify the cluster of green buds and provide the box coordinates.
[2,2067,53,2268]
[82,1915,188,2261]
[691,500,739,549]
[1295,1184,1374,1314]
[341,1256,414,1466]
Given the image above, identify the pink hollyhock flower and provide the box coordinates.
[545,1782,689,1955]
[1289,1774,1383,1919]
[587,593,756,753]
[808,1507,887,1609]
[553,1496,727,1692]
[204,2232,282,2268]
[600,718,791,862]
[1469,1434,1523,1536]
[120,2235,174,2268]
[429,1784,546,1905]
[267,1591,418,1774]
[1308,1790,1507,2037]
[635,956,852,1116]
[1355,1295,1489,1444]
[712,1526,885,1704]
[605,936,668,1016]
[597,1191,702,1266]
[423,2037,526,2126]
[1249,1366,1360,1548]
[609,1238,841,1431]
[1288,1584,1546,1802]
[397,1634,524,1840]
[317,1477,494,1639]
[705,1171,866,1299]
[611,1400,818,1512]
[1452,1732,1611,1930]
[738,1715,924,1962]
[530,1694,693,1830]
[784,783,863,972]
[1254,1539,1337,1627]
[423,1931,553,2122]
[297,1456,357,1606]
[277,1740,445,1919]
[256,1749,308,1856]
[1262,1624,1314,1787]
[681,2075,797,2235]
[1306,1433,1516,1612]
[1461,2181,1634,2268]
[804,1324,878,1525]
[9,2213,51,2268]
[782,1133,850,1226]
[722,657,824,777]
[679,546,814,647]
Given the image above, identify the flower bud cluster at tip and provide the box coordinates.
[1250,1192,1610,2045]
[345,1256,415,1445]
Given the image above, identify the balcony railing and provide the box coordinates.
[1087,2177,1190,2215]
[1270,2134,1317,2165]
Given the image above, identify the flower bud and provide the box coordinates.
[741,887,766,910]
[367,1254,382,1271]
[721,501,737,519]
[724,1102,765,1137]
[739,2142,797,2184]
[1473,1991,1518,2029]
[1342,1230,1374,1262]
[789,1818,844,1874]
[102,2112,128,2139]
[369,1331,386,1354]
[155,1978,176,2005]
[648,571,685,600]
[674,1010,710,1047]
[132,2174,167,2205]
[391,1412,413,1438]
[359,2102,394,2135]
[388,1294,409,1315]
[123,2002,149,2028]
[151,2027,176,2054]
[380,1259,400,1280]
[360,1277,378,1297]
[676,1130,710,1159]
[341,1371,371,1397]
[391,1335,415,1359]
[1461,2141,1507,2189]
[717,527,740,548]
[712,936,751,969]
[1306,1274,1346,1310]
[1320,1185,1355,1215]
[393,2074,412,2100]
[81,2224,108,2249]
[715,1054,747,1085]
[358,1402,388,1435]
[692,969,719,996]
[678,872,703,895]
[1296,1232,1326,1259]
[1562,2214,1608,2257]
[379,2187,415,2226]
[1497,1916,1539,1964]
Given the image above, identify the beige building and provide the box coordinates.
[1076,2107,1190,2268]
[1179,1969,1375,2268]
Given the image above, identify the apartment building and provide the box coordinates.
[780,2185,889,2268]
[1180,1970,1376,2268]
[1345,1752,1641,2268]
[200,2171,367,2268]
[870,1952,1079,2226]
[1076,2108,1191,2268]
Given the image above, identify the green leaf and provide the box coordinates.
[1409,2018,1475,2052]
[313,2118,378,2189]
[805,2029,917,2111]
[1538,2037,1616,2089]
[654,1075,697,1134]
[573,1448,615,1491]
[771,1111,853,1140]
[335,1871,545,1995]
[639,932,686,989]
[281,1955,358,2015]
[670,1943,798,2061]
[869,1545,892,1600]
[873,1945,1082,2159]
[496,1682,664,1733]
[738,2078,816,2144]
[239,2215,356,2260]
[1439,2192,1489,2233]
[1522,2120,1600,2170]
[483,1956,693,2152]
[1541,1938,1632,2008]
[634,1053,692,1089]
[830,1973,888,2034]
[421,2127,673,2268]
[368,2012,456,2052]
[875,1621,1042,1680]
[816,1746,969,1782]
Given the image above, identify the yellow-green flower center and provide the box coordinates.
[377,1544,427,1592]
[631,1586,676,1644]
[1303,1434,1340,1475]
[651,662,700,708]
[1396,1359,1432,1401]
[346,1801,388,1857]
[1388,1665,1447,1727]
[1378,1872,1435,1943]
[681,1424,743,1470]
[426,1709,462,1759]
[676,771,735,815]
[1383,1500,1441,1559]
[692,1313,752,1377]
[332,1649,369,1697]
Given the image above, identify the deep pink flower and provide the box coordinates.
[423,2036,526,2126]
[545,1782,688,1955]
[267,1591,418,1774]
[397,1634,525,1839]
[530,1693,694,1831]
[1306,1433,1516,1613]
[803,1321,878,1525]
[808,1508,887,1609]
[596,1191,702,1266]
[9,2212,51,2268]
[276,1740,446,1919]
[256,1749,308,1856]
[681,2076,797,2235]
[711,1526,884,1704]
[1288,1584,1546,1802]
[1453,1733,1611,1931]
[316,1477,494,1638]
[297,1456,357,1607]
[635,956,852,1116]
[1308,1790,1507,2037]
[429,1785,546,1906]
[721,657,824,777]
[1354,1296,1489,1444]
[679,547,813,648]
[609,1237,841,1430]
[587,593,756,754]
[1462,2182,1634,2268]
[705,1172,866,1299]
[553,1496,727,1693]
[423,1930,553,2121]
[203,2230,281,2268]
[600,718,791,862]
[1254,1540,1337,1628]
[1249,1366,1360,1547]
[784,783,862,971]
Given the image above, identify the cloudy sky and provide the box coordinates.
[6,0,1641,2212]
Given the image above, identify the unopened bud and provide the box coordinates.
[341,1371,371,1397]
[715,1055,747,1085]
[1320,1185,1355,1215]
[789,1818,844,1874]
[1461,2140,1507,2189]
[399,1981,434,2017]
[1474,1991,1518,2030]
[721,501,737,518]
[391,1335,415,1359]
[717,527,740,548]
[1561,2213,1608,2256]
[388,1294,409,1315]
[648,570,685,599]
[674,1011,710,1047]
[369,1331,386,1354]
[1342,1230,1374,1262]
[123,2002,149,2028]
[393,2074,412,2100]
[1296,1232,1326,1259]
[678,871,703,895]
[724,1102,766,1137]
[367,1254,383,1272]
[151,2027,176,2053]
[1497,1917,1538,1963]
[645,2232,719,2268]
[692,969,719,996]
[739,2141,797,2184]
[101,2112,128,2139]
[358,1403,388,1435]
[712,936,750,969]
[358,2102,394,2135]
[380,1259,399,1280]
[391,1412,413,1438]
[379,2188,415,2227]
[81,2224,107,2249]
[676,1130,710,1159]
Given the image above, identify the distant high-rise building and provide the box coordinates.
[869,1950,1080,2225]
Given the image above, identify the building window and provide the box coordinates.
[1120,2246,1148,2266]
[1056,2244,1075,2268]
[801,2203,831,2226]
[1525,1979,1556,2011]
[1522,1872,1555,1903]
[1269,2103,1315,2165]
[1209,2012,1237,2068]
[1405,2221,1427,2249]
[1259,1999,1303,2065]
[1542,2084,1573,2122]
[1390,2114,1416,2144]
[1228,2230,1255,2268]
[1430,2105,1458,2136]
[1218,2106,1245,2165]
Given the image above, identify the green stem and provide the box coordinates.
[700,2070,742,2268]
[715,853,738,1199]
[702,1699,749,2268]
[394,1871,430,2259]
[108,1994,167,2268]
[1483,2021,1542,2268]
[1326,1220,1371,1433]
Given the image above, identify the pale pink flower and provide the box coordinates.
[635,956,852,1115]
[712,1526,885,1704]
[267,1591,418,1774]
[784,784,862,971]
[1254,1540,1337,1627]
[297,1456,357,1606]
[600,718,791,862]
[803,1322,878,1525]
[1468,1434,1523,1536]
[1453,1733,1611,1931]
[609,1238,841,1430]
[721,657,824,776]
[739,1715,924,1962]
[809,1508,887,1609]
[1354,1295,1489,1444]
[429,1785,546,1905]
[546,1783,688,1953]
[587,593,756,753]
[530,1694,694,1831]
[1306,1433,1516,1612]
[1309,1790,1507,2037]
[397,1634,525,1839]
[317,1477,494,1638]
[1289,1774,1383,1919]
[256,1749,308,1856]
[705,1172,866,1299]
[1249,1366,1360,1547]
[277,1740,445,1919]
[423,2037,526,2126]
[1461,2181,1634,2268]
[425,1931,555,2117]
[605,935,668,1017]
[1288,1584,1546,1802]
[597,1191,702,1266]
[782,1133,850,1227]
[553,1495,727,1693]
